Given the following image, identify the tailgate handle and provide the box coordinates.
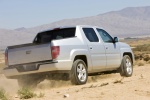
[26,50,31,54]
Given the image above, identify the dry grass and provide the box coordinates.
[0,53,5,73]
[122,37,150,66]
[0,63,4,74]
[0,52,4,64]
[137,62,145,66]
[121,37,150,47]
[0,63,4,67]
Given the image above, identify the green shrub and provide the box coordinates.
[18,88,36,99]
[0,88,8,100]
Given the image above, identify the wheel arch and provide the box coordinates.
[123,52,133,64]
[74,55,88,68]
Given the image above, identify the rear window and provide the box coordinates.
[34,28,76,43]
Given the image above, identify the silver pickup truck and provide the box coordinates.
[3,25,134,86]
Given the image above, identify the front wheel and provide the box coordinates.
[119,55,133,77]
[70,59,88,85]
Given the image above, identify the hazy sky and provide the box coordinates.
[0,0,150,29]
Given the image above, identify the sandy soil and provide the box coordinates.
[0,64,150,100]
[0,53,4,64]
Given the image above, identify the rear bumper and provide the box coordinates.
[2,60,72,78]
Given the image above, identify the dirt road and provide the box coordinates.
[0,64,150,100]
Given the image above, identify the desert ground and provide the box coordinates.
[0,37,150,100]
[0,63,150,100]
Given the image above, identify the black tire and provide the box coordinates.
[119,55,133,77]
[17,74,45,88]
[70,59,88,85]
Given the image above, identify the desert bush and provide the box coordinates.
[134,52,143,60]
[18,88,36,99]
[17,88,45,99]
[138,62,145,66]
[143,55,150,62]
[0,88,8,100]
[147,60,150,64]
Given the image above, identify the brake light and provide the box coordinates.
[5,48,8,65]
[51,46,60,59]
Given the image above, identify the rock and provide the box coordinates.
[64,94,69,98]
[14,95,19,98]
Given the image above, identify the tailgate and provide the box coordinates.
[8,43,52,65]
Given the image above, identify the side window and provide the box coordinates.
[53,28,75,39]
[53,30,64,39]
[83,28,99,42]
[96,28,113,43]
[63,28,75,38]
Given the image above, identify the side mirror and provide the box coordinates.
[114,37,118,43]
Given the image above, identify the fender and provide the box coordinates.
[120,48,134,63]
[70,49,93,71]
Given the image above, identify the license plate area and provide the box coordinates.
[16,64,38,72]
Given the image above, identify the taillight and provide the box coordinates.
[5,48,8,65]
[51,46,60,59]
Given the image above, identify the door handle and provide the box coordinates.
[26,50,31,54]
[90,47,93,50]
[106,47,108,49]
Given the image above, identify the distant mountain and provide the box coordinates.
[29,6,150,37]
[0,6,150,49]
[14,27,26,31]
[0,28,35,49]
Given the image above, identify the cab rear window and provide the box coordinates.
[34,28,76,43]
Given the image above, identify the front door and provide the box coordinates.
[96,28,121,69]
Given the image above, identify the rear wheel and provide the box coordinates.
[119,55,133,77]
[70,59,88,85]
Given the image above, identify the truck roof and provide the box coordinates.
[38,25,103,33]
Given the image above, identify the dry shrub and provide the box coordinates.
[18,88,36,99]
[138,62,145,66]
[143,55,150,62]
[113,77,124,84]
[0,88,8,100]
[147,60,150,64]
[134,52,143,60]
[133,44,150,63]
[135,59,145,66]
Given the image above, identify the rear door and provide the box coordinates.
[82,28,106,70]
[96,28,121,69]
